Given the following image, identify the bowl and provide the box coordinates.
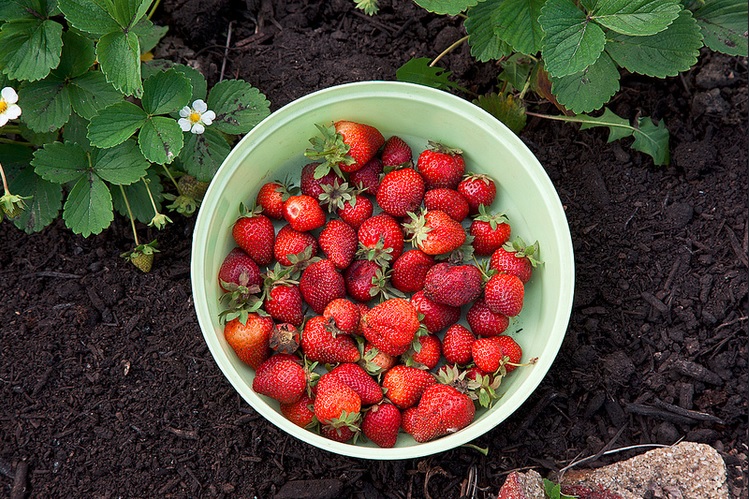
[191,81,575,460]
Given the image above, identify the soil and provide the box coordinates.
[1,1,747,498]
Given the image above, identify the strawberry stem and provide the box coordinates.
[0,162,10,195]
[430,35,468,68]
[119,185,140,246]
[161,164,183,196]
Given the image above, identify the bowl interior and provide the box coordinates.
[191,81,574,459]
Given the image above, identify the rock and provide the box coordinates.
[692,89,729,117]
[497,470,545,499]
[557,442,729,498]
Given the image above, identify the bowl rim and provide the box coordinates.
[191,80,575,460]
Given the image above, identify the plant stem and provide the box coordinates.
[142,176,160,216]
[526,111,635,132]
[0,138,32,146]
[0,162,10,195]
[430,35,469,68]
[119,185,140,246]
[147,0,161,19]
[1,125,20,133]
[161,164,182,195]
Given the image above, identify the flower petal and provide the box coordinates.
[202,110,216,121]
[201,115,213,126]
[0,115,8,127]
[191,123,205,135]
[192,99,207,113]
[1,87,18,104]
[179,106,191,118]
[178,118,192,131]
[6,104,21,119]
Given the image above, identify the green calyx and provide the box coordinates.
[121,239,160,273]
[0,192,31,220]
[356,237,394,268]
[163,193,200,216]
[318,179,355,213]
[403,210,431,248]
[427,140,463,156]
[502,236,543,267]
[304,123,354,179]
[474,204,509,230]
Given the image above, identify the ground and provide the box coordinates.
[1,1,747,498]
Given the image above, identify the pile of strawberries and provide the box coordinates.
[217,120,541,447]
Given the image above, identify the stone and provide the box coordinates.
[496,470,545,499]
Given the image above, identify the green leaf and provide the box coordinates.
[632,116,669,165]
[206,79,271,135]
[0,144,33,179]
[109,0,151,30]
[62,173,113,236]
[141,69,192,115]
[93,139,150,184]
[138,116,184,164]
[53,30,95,79]
[32,141,88,184]
[140,58,174,81]
[590,0,682,36]
[578,107,636,141]
[58,0,120,36]
[18,77,71,133]
[551,51,620,113]
[97,30,142,97]
[540,0,607,77]
[173,64,208,101]
[10,165,62,233]
[133,18,168,53]
[493,0,545,54]
[693,0,748,56]
[395,57,469,92]
[62,112,92,151]
[413,0,478,15]
[0,18,63,81]
[473,93,527,133]
[112,168,162,224]
[0,2,31,20]
[181,128,231,182]
[87,101,147,148]
[498,54,534,91]
[464,0,514,62]
[18,122,58,145]
[0,0,57,20]
[68,70,124,120]
[605,9,703,77]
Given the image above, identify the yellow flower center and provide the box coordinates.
[0,101,7,114]
[189,112,201,124]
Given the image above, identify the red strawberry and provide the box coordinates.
[218,247,262,293]
[232,205,275,266]
[376,168,425,218]
[283,194,326,232]
[274,224,318,267]
[404,209,466,256]
[304,121,385,176]
[403,333,441,370]
[466,298,509,337]
[264,283,304,326]
[458,173,496,215]
[494,335,523,373]
[269,322,301,354]
[381,135,413,168]
[301,315,360,363]
[442,324,476,366]
[318,218,357,270]
[223,314,274,369]
[359,343,397,376]
[410,384,475,443]
[362,298,421,356]
[362,402,402,448]
[344,259,382,303]
[489,237,541,284]
[300,162,337,199]
[349,157,383,197]
[423,188,470,222]
[320,424,358,443]
[252,354,307,404]
[401,406,419,436]
[323,298,361,335]
[357,213,405,264]
[470,206,511,256]
[391,250,435,294]
[381,365,436,409]
[256,181,293,219]
[280,393,315,428]
[423,262,483,307]
[416,142,465,190]
[472,337,505,374]
[410,290,460,334]
[337,194,373,229]
[314,372,362,426]
[484,273,524,317]
[299,259,346,314]
[329,362,383,406]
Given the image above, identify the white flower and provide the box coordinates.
[178,99,216,135]
[0,87,22,127]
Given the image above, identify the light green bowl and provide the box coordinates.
[191,81,574,460]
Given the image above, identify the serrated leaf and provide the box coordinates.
[693,0,748,56]
[133,18,168,54]
[53,30,95,79]
[18,122,58,146]
[141,69,192,115]
[499,54,534,91]
[10,165,62,233]
[0,2,31,20]
[578,107,635,141]
[62,112,92,151]
[173,64,208,101]
[0,144,33,179]
[464,0,514,62]
[551,51,620,113]
[590,0,682,36]
[58,0,120,36]
[1,0,58,19]
[605,9,703,77]
[0,18,63,82]
[493,0,545,54]
[180,128,231,182]
[138,116,184,164]
[18,77,71,133]
[112,168,162,224]
[140,58,174,81]
[32,141,88,183]
[473,93,527,133]
[540,0,607,78]
[93,139,150,185]
[87,101,147,148]
[68,70,124,120]
[97,30,142,97]
[62,173,113,236]
[206,79,271,135]
[632,116,669,165]
[413,0,478,15]
[109,0,151,29]
[396,57,468,92]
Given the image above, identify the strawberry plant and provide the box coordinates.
[0,0,270,269]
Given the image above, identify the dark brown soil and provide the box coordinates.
[1,1,747,498]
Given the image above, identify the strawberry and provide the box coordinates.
[256,180,293,219]
[223,314,274,369]
[381,135,413,168]
[283,194,326,232]
[218,247,262,293]
[232,204,275,266]
[376,168,425,218]
[280,393,315,428]
[403,209,466,256]
[124,244,157,273]
[357,213,405,263]
[252,354,307,404]
[269,322,301,354]
[362,298,421,356]
[381,365,436,409]
[299,259,346,314]
[400,406,419,436]
[300,162,337,199]
[359,343,397,376]
[362,402,402,448]
[274,224,318,267]
[320,424,358,443]
[410,290,460,334]
[403,333,442,370]
[458,173,496,215]
[344,259,383,303]
[466,298,509,337]
[494,335,523,374]
[472,337,505,374]
[301,315,360,364]
[489,237,541,284]
[329,362,383,406]
[410,384,475,443]
[305,121,385,176]
[264,282,304,327]
[442,324,476,366]
[423,188,470,222]
[313,372,362,426]
[484,273,524,317]
[349,157,383,196]
[416,142,465,190]
[391,249,435,294]
[422,262,483,307]
[470,206,511,256]
[337,193,373,229]
[318,218,357,270]
[323,298,361,335]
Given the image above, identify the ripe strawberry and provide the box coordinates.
[442,324,476,366]
[344,259,382,303]
[410,290,460,334]
[381,365,437,409]
[232,205,275,266]
[280,393,315,428]
[283,194,326,232]
[256,180,293,219]
[320,424,358,443]
[417,142,465,190]
[359,342,397,376]
[400,406,419,435]
[305,121,385,176]
[323,298,361,335]
[376,168,425,218]
[494,335,523,373]
[391,249,435,294]
[381,135,413,168]
[318,218,357,270]
[357,213,405,263]
[329,362,383,406]
[362,402,402,448]
[300,162,337,199]
[301,315,360,363]
[466,298,509,337]
[458,173,496,215]
[313,372,362,426]
[299,259,346,314]
[252,354,307,404]
[274,224,318,267]
[423,187,470,222]
[264,283,304,326]
[472,337,505,374]
[489,237,541,284]
[337,193,373,229]
[223,314,274,369]
[484,273,525,317]
[218,247,262,293]
[470,206,511,256]
[269,322,301,354]
[410,384,475,443]
[422,262,483,307]
[404,209,466,256]
[362,298,421,356]
[403,333,442,370]
[349,157,383,196]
